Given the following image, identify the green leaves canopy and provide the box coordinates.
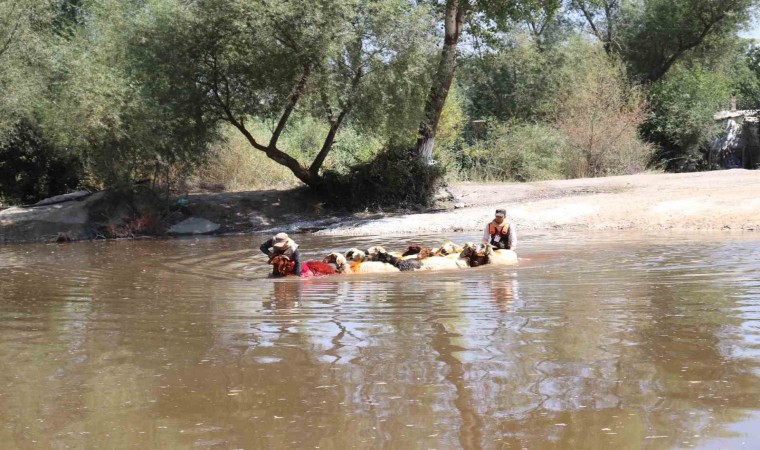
[571,0,756,82]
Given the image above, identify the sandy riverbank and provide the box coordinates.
[315,169,760,235]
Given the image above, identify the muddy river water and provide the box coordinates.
[1,232,759,449]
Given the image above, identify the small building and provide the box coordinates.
[711,110,760,169]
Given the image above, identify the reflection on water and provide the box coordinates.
[0,232,759,449]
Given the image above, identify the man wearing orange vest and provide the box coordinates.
[482,208,516,250]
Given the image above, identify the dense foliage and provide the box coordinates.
[1,0,759,206]
[0,120,82,205]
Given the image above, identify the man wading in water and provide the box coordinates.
[260,232,302,277]
[483,208,516,250]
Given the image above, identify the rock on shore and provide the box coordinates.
[0,192,98,244]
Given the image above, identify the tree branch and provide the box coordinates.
[321,91,336,125]
[309,66,364,176]
[309,109,349,176]
[0,2,23,59]
[270,61,312,148]
[206,52,315,185]
[577,2,603,43]
[603,0,615,55]
[415,0,467,162]
[646,13,723,82]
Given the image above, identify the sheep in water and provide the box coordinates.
[344,248,367,262]
[366,246,394,260]
[400,241,463,259]
[417,253,469,271]
[373,245,468,271]
[460,242,518,267]
[366,246,424,271]
[483,243,518,265]
[324,249,400,274]
[460,242,487,267]
[436,240,463,256]
[401,245,430,258]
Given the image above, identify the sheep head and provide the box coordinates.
[418,248,435,259]
[373,250,399,266]
[438,241,459,256]
[366,246,387,261]
[402,245,422,257]
[433,241,462,256]
[345,248,366,262]
[323,253,348,272]
[322,253,336,264]
[460,242,489,267]
[460,242,477,258]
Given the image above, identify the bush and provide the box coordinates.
[647,66,731,170]
[458,122,567,182]
[449,39,653,182]
[322,145,445,209]
[197,126,299,191]
[553,41,653,177]
[0,120,83,205]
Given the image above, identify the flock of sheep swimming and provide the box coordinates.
[270,241,518,278]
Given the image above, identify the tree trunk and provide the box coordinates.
[310,110,348,177]
[414,0,466,164]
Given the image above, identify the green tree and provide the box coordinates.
[39,0,211,188]
[0,1,89,204]
[135,0,436,189]
[571,0,756,82]
[0,0,53,142]
[733,44,760,109]
[647,65,732,168]
[512,0,565,51]
[0,119,82,204]
[459,32,561,122]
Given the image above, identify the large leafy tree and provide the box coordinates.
[513,0,565,50]
[0,1,90,203]
[35,0,213,188]
[135,0,435,189]
[460,34,560,122]
[644,36,760,169]
[570,0,757,82]
[0,0,53,142]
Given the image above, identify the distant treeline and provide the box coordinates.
[1,0,758,207]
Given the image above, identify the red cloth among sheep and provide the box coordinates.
[271,255,337,277]
[304,261,336,276]
[300,263,314,278]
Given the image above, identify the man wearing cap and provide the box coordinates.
[260,233,302,276]
[483,209,516,250]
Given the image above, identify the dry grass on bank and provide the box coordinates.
[196,129,300,192]
[194,120,384,192]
